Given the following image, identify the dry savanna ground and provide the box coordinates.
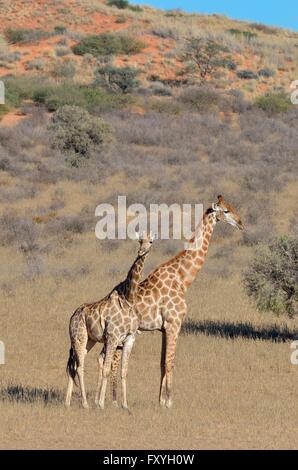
[0,0,298,450]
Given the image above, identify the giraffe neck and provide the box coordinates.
[123,252,149,304]
[168,209,217,290]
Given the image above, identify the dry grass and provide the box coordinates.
[1,228,298,449]
[0,0,298,451]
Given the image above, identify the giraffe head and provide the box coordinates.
[212,195,244,230]
[135,231,155,256]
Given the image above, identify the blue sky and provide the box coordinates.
[133,1,298,31]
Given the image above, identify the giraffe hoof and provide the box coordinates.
[122,406,132,415]
[159,398,166,407]
[65,402,71,408]
[166,399,173,409]
[82,402,89,409]
[112,400,118,408]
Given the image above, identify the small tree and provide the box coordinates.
[48,105,113,165]
[95,65,139,93]
[243,236,298,317]
[183,38,228,83]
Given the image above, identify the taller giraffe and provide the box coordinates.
[110,196,243,408]
[65,232,154,410]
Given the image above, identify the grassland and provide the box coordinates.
[0,0,298,450]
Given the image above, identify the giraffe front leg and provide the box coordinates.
[111,348,122,407]
[159,330,167,407]
[95,346,105,406]
[120,335,135,410]
[163,322,182,409]
[98,339,118,410]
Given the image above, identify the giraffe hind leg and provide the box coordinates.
[111,348,122,406]
[74,338,95,409]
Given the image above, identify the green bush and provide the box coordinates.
[107,0,129,8]
[258,68,276,78]
[178,86,220,112]
[72,33,145,57]
[53,25,67,35]
[3,76,132,113]
[40,83,131,112]
[48,105,113,164]
[96,66,139,93]
[243,236,298,317]
[237,70,258,80]
[51,61,76,79]
[5,28,50,44]
[255,93,292,115]
[107,0,143,11]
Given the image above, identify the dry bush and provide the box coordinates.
[0,213,39,253]
[243,236,298,316]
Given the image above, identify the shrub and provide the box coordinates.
[32,81,130,112]
[115,16,127,24]
[249,23,278,35]
[5,28,50,44]
[228,29,257,41]
[55,47,72,57]
[95,66,139,93]
[243,236,298,317]
[237,70,258,80]
[212,58,237,70]
[255,93,292,115]
[152,27,180,40]
[25,58,46,71]
[53,25,67,35]
[48,105,113,164]
[178,86,220,112]
[107,0,129,8]
[0,213,39,253]
[72,33,145,57]
[150,82,172,96]
[107,0,143,11]
[258,68,276,78]
[51,61,76,79]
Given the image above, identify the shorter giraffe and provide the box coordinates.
[65,232,154,409]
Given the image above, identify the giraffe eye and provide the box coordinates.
[224,210,229,214]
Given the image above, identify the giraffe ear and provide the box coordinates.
[217,195,223,202]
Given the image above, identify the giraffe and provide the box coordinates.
[109,195,243,408]
[65,232,154,410]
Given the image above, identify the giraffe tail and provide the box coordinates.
[66,347,78,385]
